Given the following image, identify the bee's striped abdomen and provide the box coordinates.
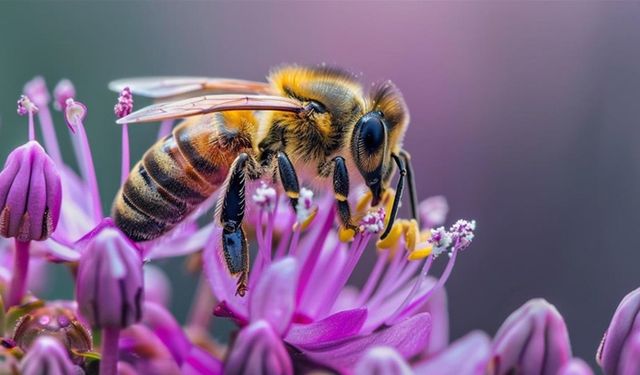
[113,115,245,242]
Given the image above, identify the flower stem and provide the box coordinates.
[100,327,120,375]
[37,106,63,165]
[389,248,459,324]
[157,120,174,140]
[27,111,35,142]
[120,123,130,185]
[187,276,215,330]
[75,121,103,223]
[8,240,30,307]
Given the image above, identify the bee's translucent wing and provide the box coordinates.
[116,94,305,124]
[108,77,273,99]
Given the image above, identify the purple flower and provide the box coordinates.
[2,74,491,374]
[490,299,572,375]
[19,336,79,375]
[205,182,475,372]
[597,287,640,375]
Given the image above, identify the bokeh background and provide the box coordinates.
[1,1,640,367]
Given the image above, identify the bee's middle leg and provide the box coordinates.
[276,151,301,210]
[220,152,259,297]
[326,156,358,234]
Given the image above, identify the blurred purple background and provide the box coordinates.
[2,2,640,365]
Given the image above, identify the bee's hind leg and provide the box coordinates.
[219,153,257,297]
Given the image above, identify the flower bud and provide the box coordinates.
[415,331,491,375]
[225,320,293,375]
[13,304,92,364]
[0,141,62,241]
[558,358,594,375]
[490,299,571,375]
[597,287,640,375]
[76,225,144,329]
[354,346,412,375]
[19,336,78,375]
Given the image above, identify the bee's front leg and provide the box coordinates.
[399,150,419,226]
[220,153,256,297]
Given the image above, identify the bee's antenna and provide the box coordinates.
[379,154,406,240]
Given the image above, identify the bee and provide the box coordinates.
[110,65,419,296]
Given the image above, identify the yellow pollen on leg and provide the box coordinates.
[287,191,300,199]
[294,207,318,231]
[376,220,405,249]
[356,191,372,212]
[408,246,433,261]
[339,227,356,243]
[404,219,420,252]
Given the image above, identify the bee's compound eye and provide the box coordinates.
[358,112,386,154]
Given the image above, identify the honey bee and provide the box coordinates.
[110,65,419,296]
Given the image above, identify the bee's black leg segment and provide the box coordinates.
[399,150,419,226]
[222,227,249,296]
[333,156,358,232]
[277,151,300,211]
[380,154,406,240]
[220,153,250,296]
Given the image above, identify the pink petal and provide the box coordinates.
[40,238,80,262]
[286,308,367,346]
[414,331,491,375]
[300,312,432,372]
[181,346,223,375]
[249,257,298,336]
[202,226,246,317]
[422,278,449,355]
[143,302,192,365]
[145,221,211,259]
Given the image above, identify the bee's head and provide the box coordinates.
[351,110,388,206]
[352,81,409,207]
